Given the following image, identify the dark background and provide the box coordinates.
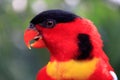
[0,0,120,80]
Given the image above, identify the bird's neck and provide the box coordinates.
[48,46,108,62]
[46,57,99,80]
[49,50,78,61]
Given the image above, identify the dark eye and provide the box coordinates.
[29,23,35,28]
[41,19,56,28]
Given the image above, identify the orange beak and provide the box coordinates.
[24,28,45,49]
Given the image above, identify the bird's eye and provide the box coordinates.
[41,19,56,28]
[47,21,54,26]
[29,23,35,28]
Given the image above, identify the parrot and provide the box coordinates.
[24,9,118,80]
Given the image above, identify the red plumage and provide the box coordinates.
[24,10,117,80]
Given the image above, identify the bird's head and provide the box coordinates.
[24,10,103,61]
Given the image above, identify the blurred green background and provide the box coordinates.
[0,0,120,80]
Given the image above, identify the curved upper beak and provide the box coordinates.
[24,27,45,49]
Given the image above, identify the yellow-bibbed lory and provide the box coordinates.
[24,10,118,80]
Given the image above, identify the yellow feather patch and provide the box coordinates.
[46,58,99,80]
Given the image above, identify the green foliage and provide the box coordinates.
[0,0,120,79]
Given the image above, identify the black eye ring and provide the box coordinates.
[41,19,56,28]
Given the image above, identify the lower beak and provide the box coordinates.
[24,28,45,49]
